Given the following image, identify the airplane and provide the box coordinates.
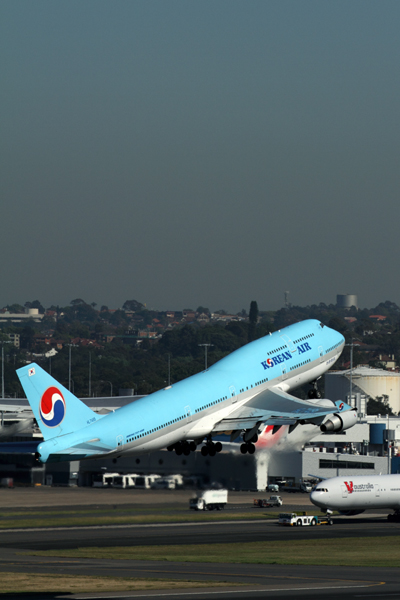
[16,318,357,464]
[310,474,400,521]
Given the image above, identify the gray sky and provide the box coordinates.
[1,1,400,312]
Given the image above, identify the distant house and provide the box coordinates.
[182,309,196,320]
[197,312,210,323]
[7,333,20,348]
[377,354,397,370]
[369,315,387,321]
[45,310,57,320]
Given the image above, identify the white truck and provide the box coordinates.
[189,489,228,511]
[112,474,138,488]
[92,472,120,488]
[254,495,283,508]
[278,512,333,526]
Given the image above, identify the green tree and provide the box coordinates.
[122,299,144,312]
[248,300,259,342]
[196,306,210,315]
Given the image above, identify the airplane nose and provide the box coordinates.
[310,491,323,508]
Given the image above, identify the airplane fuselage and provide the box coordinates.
[32,319,345,462]
[311,474,400,511]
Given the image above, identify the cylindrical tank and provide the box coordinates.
[337,294,358,309]
[325,367,400,414]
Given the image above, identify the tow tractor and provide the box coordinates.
[278,512,333,526]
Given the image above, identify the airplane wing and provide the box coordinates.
[212,387,342,433]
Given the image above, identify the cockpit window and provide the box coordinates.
[315,487,328,492]
[319,322,324,328]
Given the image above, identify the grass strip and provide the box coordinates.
[0,511,275,529]
[27,536,400,568]
[0,572,235,594]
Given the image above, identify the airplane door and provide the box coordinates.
[229,385,237,403]
[341,485,348,498]
[280,334,296,353]
[184,405,192,423]
[116,434,123,447]
[318,346,324,363]
[375,484,380,497]
[281,365,287,380]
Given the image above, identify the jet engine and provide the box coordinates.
[320,409,357,433]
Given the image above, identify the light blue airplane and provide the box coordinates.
[17,319,357,464]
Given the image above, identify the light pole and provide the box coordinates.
[198,343,214,370]
[88,352,91,397]
[345,338,354,407]
[66,344,77,392]
[1,341,12,398]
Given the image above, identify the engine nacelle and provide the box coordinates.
[320,409,357,433]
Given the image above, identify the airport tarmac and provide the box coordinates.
[0,486,314,508]
[0,488,398,600]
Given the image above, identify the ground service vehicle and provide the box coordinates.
[112,474,138,488]
[283,482,313,493]
[190,489,228,511]
[134,474,161,489]
[92,472,119,487]
[278,512,333,526]
[151,477,176,489]
[267,484,279,492]
[254,496,283,507]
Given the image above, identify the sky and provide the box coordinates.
[1,1,400,313]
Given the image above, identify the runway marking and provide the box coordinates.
[0,519,265,534]
[99,567,382,585]
[73,584,381,599]
[354,594,398,597]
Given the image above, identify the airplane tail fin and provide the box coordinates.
[17,363,99,441]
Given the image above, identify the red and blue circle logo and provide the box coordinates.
[339,402,344,411]
[39,387,66,428]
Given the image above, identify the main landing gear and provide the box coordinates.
[240,432,258,454]
[240,442,255,454]
[387,510,400,522]
[201,440,222,457]
[308,377,322,399]
[167,441,197,456]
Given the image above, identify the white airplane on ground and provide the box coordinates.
[13,319,356,464]
[310,474,400,521]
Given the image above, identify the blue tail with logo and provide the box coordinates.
[17,363,99,441]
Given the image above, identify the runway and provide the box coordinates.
[0,489,398,599]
